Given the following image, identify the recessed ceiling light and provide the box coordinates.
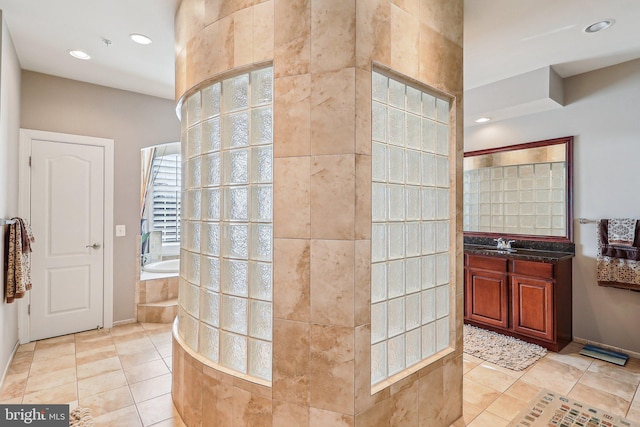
[68,49,91,60]
[130,33,153,45]
[475,117,491,123]
[584,20,614,33]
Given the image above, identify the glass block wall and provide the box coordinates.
[463,162,566,236]
[370,70,452,386]
[178,67,274,383]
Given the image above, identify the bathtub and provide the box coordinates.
[142,259,180,274]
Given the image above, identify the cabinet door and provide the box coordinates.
[511,276,554,341]
[466,269,509,328]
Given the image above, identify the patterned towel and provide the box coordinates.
[608,218,637,247]
[5,218,35,303]
[597,219,640,291]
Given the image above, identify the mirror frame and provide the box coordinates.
[463,136,574,243]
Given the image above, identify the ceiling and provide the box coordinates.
[0,0,639,104]
[0,0,177,99]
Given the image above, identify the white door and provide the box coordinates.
[29,139,105,340]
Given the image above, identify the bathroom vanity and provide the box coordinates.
[463,244,573,352]
[463,136,575,352]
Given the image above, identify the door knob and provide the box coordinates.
[86,243,101,249]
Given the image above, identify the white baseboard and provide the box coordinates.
[573,337,640,359]
[112,318,137,327]
[0,341,20,392]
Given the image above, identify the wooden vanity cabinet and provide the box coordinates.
[465,256,509,328]
[464,254,572,352]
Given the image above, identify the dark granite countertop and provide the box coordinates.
[464,244,575,263]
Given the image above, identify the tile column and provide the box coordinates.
[173,1,463,425]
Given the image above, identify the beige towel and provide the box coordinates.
[597,219,640,291]
[608,218,637,247]
[5,218,35,303]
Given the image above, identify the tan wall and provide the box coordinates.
[20,71,181,322]
[173,0,463,425]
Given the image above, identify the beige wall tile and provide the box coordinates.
[418,23,463,98]
[310,0,355,74]
[274,0,310,77]
[355,0,390,70]
[273,400,310,427]
[273,238,311,321]
[273,157,311,238]
[390,4,420,79]
[202,369,220,424]
[253,1,274,62]
[273,319,310,404]
[181,358,204,426]
[355,68,372,155]
[233,377,272,399]
[356,379,419,426]
[215,380,236,426]
[176,0,205,54]
[355,154,372,240]
[354,240,371,327]
[392,0,419,15]
[310,407,354,427]
[205,0,255,25]
[310,68,356,155]
[187,17,234,91]
[310,324,355,415]
[418,0,463,47]
[354,325,390,414]
[310,154,355,239]
[442,355,464,423]
[232,387,273,426]
[233,7,254,67]
[143,279,169,303]
[310,239,355,327]
[274,74,311,157]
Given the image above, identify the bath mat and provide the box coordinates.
[463,324,547,371]
[508,388,637,426]
[70,407,94,427]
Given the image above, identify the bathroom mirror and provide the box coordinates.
[463,136,573,242]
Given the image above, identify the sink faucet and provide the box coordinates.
[494,238,516,250]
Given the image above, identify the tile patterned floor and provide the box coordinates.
[454,342,640,426]
[1,323,639,427]
[0,322,184,427]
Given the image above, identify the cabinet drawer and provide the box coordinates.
[467,255,507,272]
[511,260,554,279]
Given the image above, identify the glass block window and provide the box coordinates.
[371,70,452,387]
[463,162,566,236]
[178,67,273,384]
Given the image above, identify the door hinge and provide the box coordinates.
[29,156,32,167]
[27,304,30,315]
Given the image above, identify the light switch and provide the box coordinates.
[115,225,126,237]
